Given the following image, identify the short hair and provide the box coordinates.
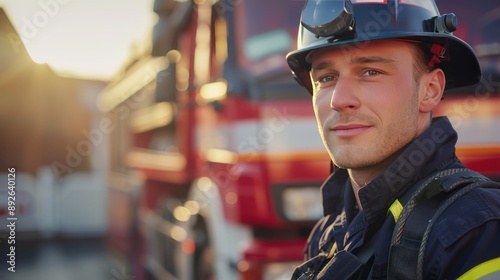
[410,42,434,83]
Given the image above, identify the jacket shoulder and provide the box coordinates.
[425,182,500,279]
[433,181,500,248]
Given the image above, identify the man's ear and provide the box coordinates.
[419,68,446,113]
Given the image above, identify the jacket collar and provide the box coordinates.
[321,116,461,223]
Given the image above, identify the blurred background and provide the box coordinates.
[0,1,156,280]
[0,0,499,280]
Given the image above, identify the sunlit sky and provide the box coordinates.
[0,0,156,81]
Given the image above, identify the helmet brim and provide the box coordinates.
[287,32,481,94]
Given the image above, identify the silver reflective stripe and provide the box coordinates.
[480,270,500,280]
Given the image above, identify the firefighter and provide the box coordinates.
[286,0,500,279]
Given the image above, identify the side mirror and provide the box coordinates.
[152,0,193,56]
[153,0,176,15]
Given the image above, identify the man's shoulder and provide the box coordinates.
[432,180,500,248]
[423,181,500,280]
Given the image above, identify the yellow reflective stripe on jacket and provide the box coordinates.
[327,241,337,259]
[388,199,403,222]
[457,257,500,280]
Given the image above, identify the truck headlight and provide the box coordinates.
[281,186,322,222]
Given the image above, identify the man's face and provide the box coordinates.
[310,40,424,170]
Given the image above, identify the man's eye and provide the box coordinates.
[363,70,381,76]
[314,75,336,89]
[318,75,337,84]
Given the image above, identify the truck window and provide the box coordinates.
[231,0,310,100]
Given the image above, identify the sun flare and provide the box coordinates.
[1,0,155,80]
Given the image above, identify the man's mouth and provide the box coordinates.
[331,124,372,137]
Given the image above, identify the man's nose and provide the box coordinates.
[330,77,360,112]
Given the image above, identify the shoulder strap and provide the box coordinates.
[388,168,491,280]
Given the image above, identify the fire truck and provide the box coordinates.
[98,0,499,279]
[100,0,328,279]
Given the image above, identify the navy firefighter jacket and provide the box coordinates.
[292,117,500,279]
